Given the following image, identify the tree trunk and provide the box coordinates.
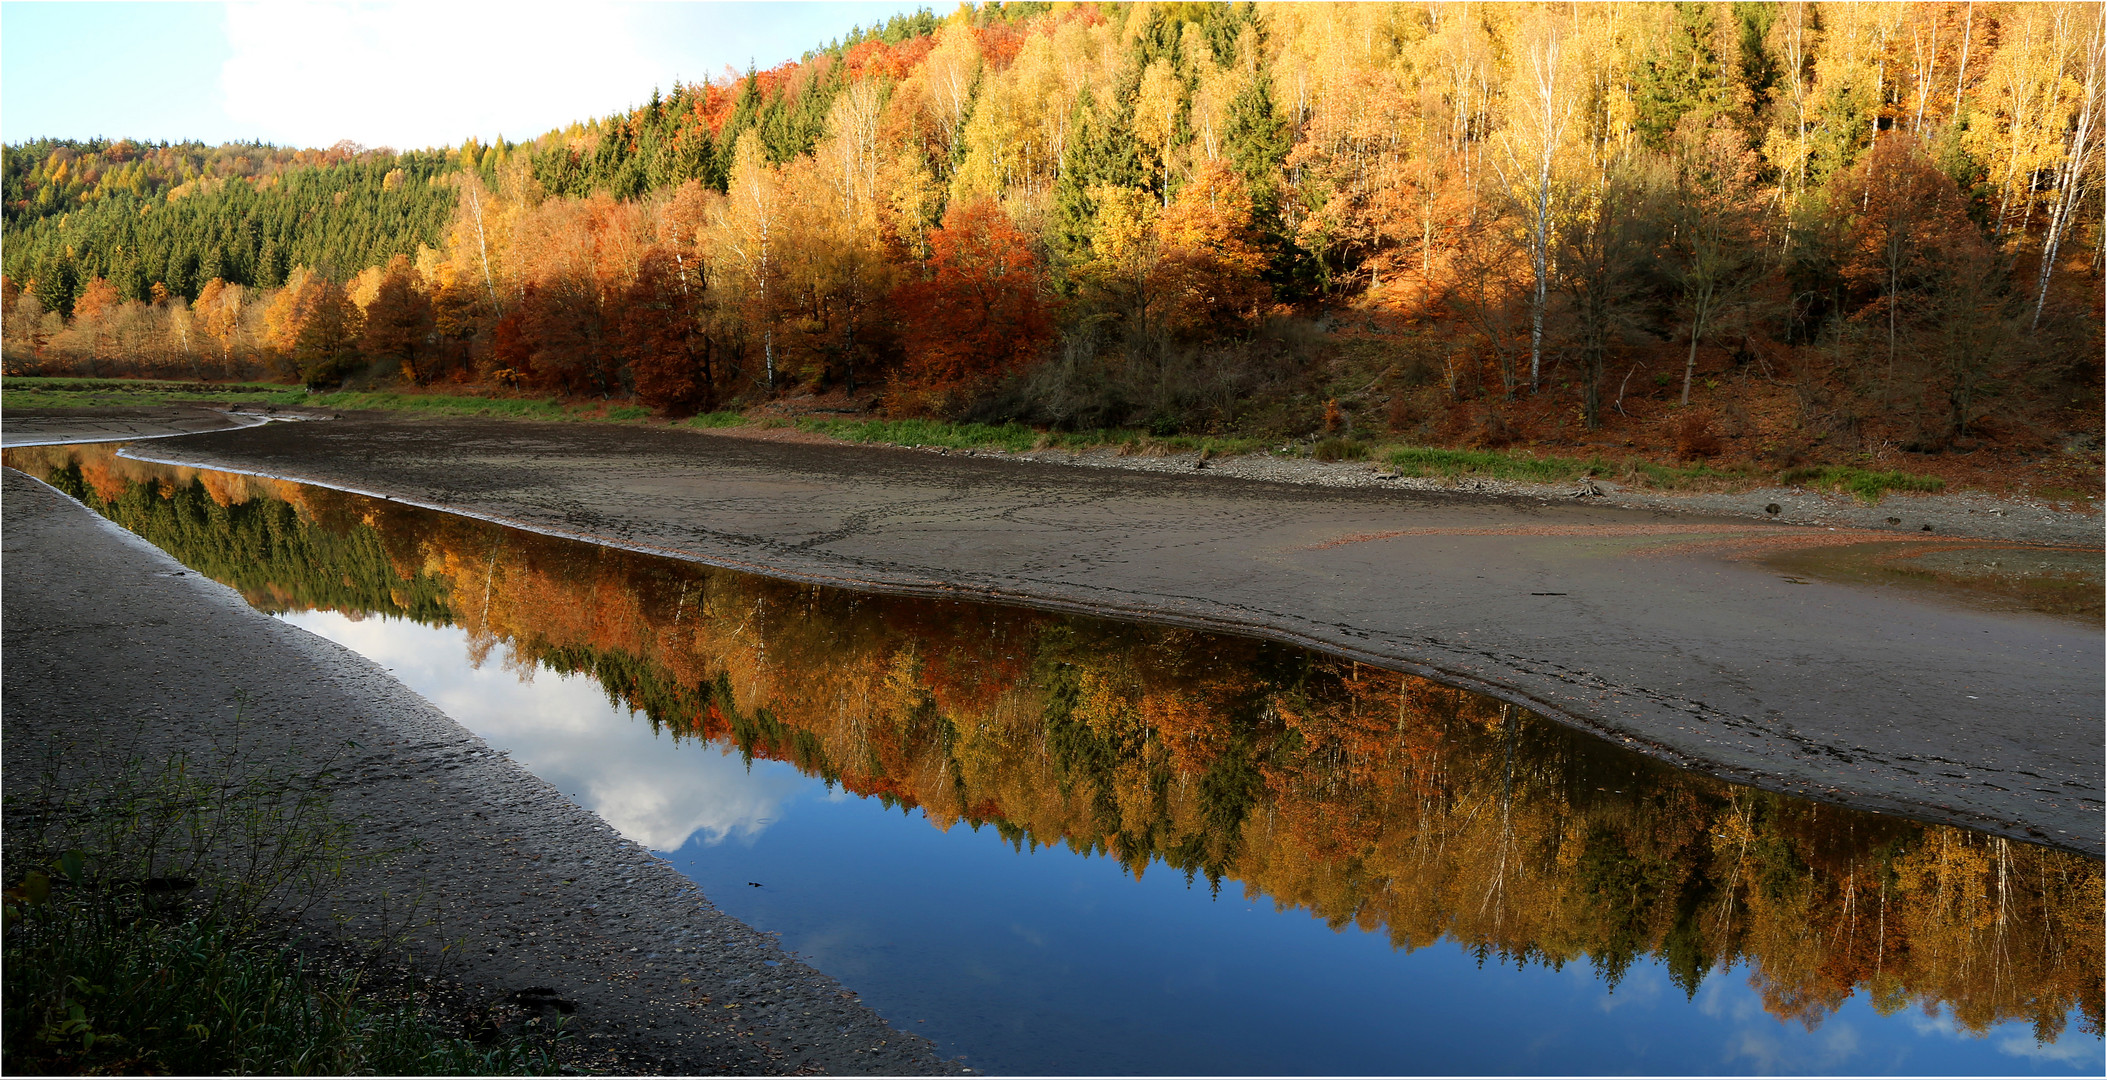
[1680,300,1707,407]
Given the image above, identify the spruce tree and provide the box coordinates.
[1633,3,1739,151]
[1051,89,1104,272]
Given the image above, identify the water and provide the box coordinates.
[11,442,2102,1076]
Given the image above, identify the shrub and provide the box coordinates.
[1312,437,1367,462]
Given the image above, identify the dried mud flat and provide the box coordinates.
[1,469,964,1075]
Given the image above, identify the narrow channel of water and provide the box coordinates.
[9,443,2102,1076]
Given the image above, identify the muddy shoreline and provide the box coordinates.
[15,408,2084,859]
[1,469,964,1075]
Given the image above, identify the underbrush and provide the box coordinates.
[2,732,561,1075]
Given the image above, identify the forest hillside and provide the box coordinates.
[4,2,2102,494]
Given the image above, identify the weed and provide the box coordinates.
[2,729,561,1075]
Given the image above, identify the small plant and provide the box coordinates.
[1312,437,1367,462]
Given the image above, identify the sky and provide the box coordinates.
[1,1,933,150]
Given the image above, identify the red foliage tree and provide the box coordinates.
[619,247,712,414]
[888,198,1052,417]
[517,275,613,396]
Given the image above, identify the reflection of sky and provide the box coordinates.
[277,610,805,852]
[275,609,2103,1077]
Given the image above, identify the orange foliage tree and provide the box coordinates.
[889,198,1052,416]
[359,255,436,383]
[1155,161,1270,337]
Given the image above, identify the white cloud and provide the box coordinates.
[222,2,667,150]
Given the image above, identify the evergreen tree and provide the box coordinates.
[1052,89,1144,273]
[1633,3,1740,151]
[1222,70,1290,214]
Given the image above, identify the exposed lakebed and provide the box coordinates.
[8,442,2102,1076]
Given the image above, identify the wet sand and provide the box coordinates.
[57,411,2099,857]
[1,469,962,1075]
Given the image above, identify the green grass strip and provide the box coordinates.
[300,390,577,419]
[798,418,1048,452]
[1377,445,1615,483]
[1776,464,1946,502]
[797,417,1270,457]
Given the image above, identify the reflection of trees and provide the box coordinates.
[13,443,2099,1043]
[13,444,449,622]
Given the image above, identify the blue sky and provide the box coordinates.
[2,2,933,149]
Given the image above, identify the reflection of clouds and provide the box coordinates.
[1910,1000,2105,1068]
[278,611,805,852]
[1701,968,1866,1073]
[1721,1019,1865,1074]
[1997,1033,2106,1066]
[1595,964,1665,1013]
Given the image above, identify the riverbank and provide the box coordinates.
[0,468,964,1075]
[6,404,2100,545]
[26,409,2092,858]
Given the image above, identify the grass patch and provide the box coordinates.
[301,390,577,420]
[4,377,291,395]
[1374,445,1772,490]
[684,411,750,429]
[1776,464,1946,502]
[1628,459,1758,489]
[797,417,1267,457]
[3,887,557,1075]
[0,378,653,425]
[1378,445,1613,483]
[3,735,562,1075]
[799,417,1047,452]
[3,376,308,410]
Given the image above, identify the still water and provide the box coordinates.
[10,443,2103,1076]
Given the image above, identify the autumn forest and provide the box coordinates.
[3,1,2103,469]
